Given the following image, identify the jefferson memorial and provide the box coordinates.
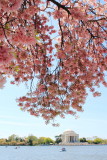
[61,130,79,144]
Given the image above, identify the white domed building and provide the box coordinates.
[61,130,79,144]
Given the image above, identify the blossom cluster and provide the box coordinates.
[0,0,107,123]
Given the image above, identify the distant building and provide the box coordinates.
[61,130,79,144]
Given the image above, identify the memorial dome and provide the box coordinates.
[63,130,77,136]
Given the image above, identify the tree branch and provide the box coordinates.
[47,0,71,15]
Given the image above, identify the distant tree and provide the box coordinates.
[8,134,18,142]
[19,138,25,142]
[80,137,87,143]
[38,137,46,145]
[27,135,38,145]
[45,137,54,144]
[9,141,17,146]
[93,138,103,144]
[102,139,107,144]
[87,140,93,144]
[0,139,6,145]
[55,135,62,144]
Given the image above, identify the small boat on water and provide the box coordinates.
[60,147,66,152]
[14,146,20,149]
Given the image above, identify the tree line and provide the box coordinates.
[80,137,107,144]
[0,134,55,146]
[1,134,107,146]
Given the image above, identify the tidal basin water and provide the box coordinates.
[0,145,107,160]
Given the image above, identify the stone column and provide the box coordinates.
[67,136,69,143]
[68,136,70,143]
[73,136,75,142]
[75,136,78,142]
[74,136,76,142]
[73,136,74,142]
[65,135,67,143]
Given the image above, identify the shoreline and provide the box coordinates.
[57,142,107,146]
[0,143,107,147]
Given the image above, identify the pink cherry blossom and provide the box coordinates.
[0,0,107,124]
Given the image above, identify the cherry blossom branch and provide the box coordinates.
[47,0,71,15]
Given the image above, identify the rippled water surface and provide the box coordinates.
[0,145,107,160]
